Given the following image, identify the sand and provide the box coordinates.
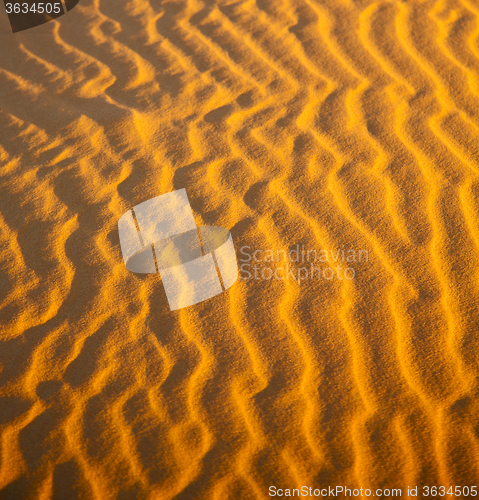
[1,0,479,498]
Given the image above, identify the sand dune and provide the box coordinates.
[1,0,479,497]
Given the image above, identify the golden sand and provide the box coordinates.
[1,0,479,497]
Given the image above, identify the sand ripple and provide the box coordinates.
[1,0,479,497]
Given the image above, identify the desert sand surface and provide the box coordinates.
[1,0,479,498]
